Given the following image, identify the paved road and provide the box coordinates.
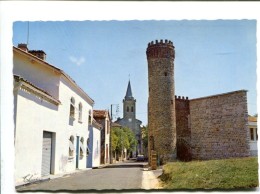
[17,161,147,191]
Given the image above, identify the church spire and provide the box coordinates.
[125,80,134,100]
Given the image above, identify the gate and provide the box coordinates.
[41,131,53,176]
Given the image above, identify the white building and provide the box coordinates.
[13,44,94,184]
[93,110,111,164]
[87,119,102,168]
[248,116,258,156]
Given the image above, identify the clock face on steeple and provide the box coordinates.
[128,118,132,122]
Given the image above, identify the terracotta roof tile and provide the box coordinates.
[93,110,108,118]
[248,116,257,122]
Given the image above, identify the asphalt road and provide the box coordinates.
[17,161,146,191]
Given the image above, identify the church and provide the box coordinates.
[115,81,142,157]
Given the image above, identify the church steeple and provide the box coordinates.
[123,80,136,119]
[125,80,134,100]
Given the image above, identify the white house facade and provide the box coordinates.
[13,44,94,185]
[87,119,102,168]
[93,110,111,164]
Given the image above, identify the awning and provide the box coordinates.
[69,141,74,151]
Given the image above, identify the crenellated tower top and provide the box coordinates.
[146,39,175,59]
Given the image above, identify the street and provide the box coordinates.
[17,160,155,191]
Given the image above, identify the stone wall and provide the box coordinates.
[190,90,250,160]
[175,96,192,161]
[147,40,176,164]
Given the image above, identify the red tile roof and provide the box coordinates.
[248,116,257,122]
[93,110,108,118]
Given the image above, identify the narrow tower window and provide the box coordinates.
[164,72,168,76]
[131,106,134,112]
[127,106,129,112]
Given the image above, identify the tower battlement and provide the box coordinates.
[175,95,189,101]
[147,39,174,47]
[146,39,175,59]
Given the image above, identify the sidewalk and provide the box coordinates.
[142,166,163,189]
[15,167,92,189]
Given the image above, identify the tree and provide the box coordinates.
[141,125,148,157]
[111,126,137,161]
[123,127,137,153]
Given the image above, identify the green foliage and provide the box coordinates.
[160,157,259,189]
[141,125,148,149]
[111,126,137,153]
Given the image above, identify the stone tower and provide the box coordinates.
[146,39,176,164]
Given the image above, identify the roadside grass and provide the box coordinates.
[159,157,259,190]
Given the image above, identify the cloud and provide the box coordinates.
[69,56,85,66]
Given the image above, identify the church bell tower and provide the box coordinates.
[123,80,136,122]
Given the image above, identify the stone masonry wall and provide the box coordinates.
[190,90,250,160]
[175,96,192,161]
[147,40,176,164]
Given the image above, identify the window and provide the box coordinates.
[131,106,134,112]
[250,128,254,140]
[80,137,84,157]
[86,138,90,156]
[69,136,74,157]
[164,72,168,76]
[88,110,92,124]
[250,128,258,141]
[78,103,82,122]
[70,97,75,118]
[127,106,129,112]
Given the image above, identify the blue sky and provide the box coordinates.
[13,20,257,125]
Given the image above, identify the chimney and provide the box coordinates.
[18,43,28,52]
[28,50,46,61]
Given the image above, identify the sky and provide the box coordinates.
[12,20,257,125]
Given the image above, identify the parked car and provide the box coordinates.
[136,155,145,162]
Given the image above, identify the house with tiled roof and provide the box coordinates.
[13,44,94,185]
[93,110,111,164]
[248,115,258,156]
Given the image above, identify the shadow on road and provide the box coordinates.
[102,164,144,169]
[101,161,147,169]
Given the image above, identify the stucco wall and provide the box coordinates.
[86,125,101,168]
[14,88,59,183]
[14,53,93,184]
[58,77,92,172]
[13,51,60,99]
[190,90,250,160]
[95,117,110,164]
